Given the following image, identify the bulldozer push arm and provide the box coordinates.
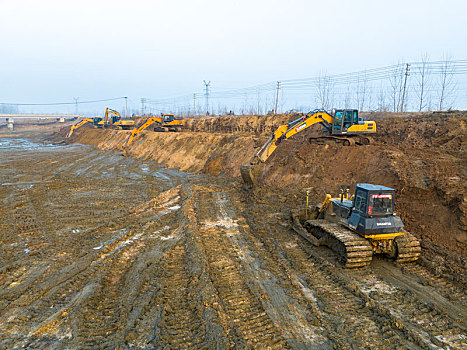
[255,109,334,163]
[67,118,94,138]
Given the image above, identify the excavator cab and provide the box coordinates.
[331,109,360,135]
[161,113,175,123]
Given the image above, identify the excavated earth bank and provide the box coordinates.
[0,112,465,348]
[67,112,467,259]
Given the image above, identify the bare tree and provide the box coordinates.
[438,54,456,110]
[389,63,405,112]
[355,71,369,111]
[0,104,19,113]
[315,71,333,110]
[377,85,388,111]
[414,54,431,112]
[343,86,352,108]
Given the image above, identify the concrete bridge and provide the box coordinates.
[0,114,84,130]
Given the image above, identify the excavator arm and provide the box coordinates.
[255,110,333,163]
[241,110,333,187]
[125,117,161,146]
[66,118,94,138]
[103,108,121,125]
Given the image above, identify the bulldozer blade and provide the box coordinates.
[240,164,261,188]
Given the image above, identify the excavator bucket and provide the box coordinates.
[240,164,261,188]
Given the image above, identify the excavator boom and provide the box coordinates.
[125,117,160,146]
[256,110,333,162]
[66,118,94,138]
[125,115,186,147]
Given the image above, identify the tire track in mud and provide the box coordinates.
[192,185,330,349]
[193,188,287,349]
[2,138,466,348]
[0,142,187,348]
[399,263,467,307]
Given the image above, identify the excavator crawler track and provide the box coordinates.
[304,220,373,268]
[308,135,372,146]
[395,232,421,263]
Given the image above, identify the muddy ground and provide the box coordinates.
[1,113,466,349]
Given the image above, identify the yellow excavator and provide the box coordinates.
[66,118,94,137]
[241,109,376,186]
[124,114,185,146]
[96,108,135,129]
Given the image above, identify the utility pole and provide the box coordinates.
[274,81,281,114]
[140,98,146,115]
[203,80,211,115]
[73,97,79,114]
[124,96,128,117]
[193,94,196,116]
[401,63,410,112]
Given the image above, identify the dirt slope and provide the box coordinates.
[65,112,467,260]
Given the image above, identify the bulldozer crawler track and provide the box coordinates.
[395,232,422,263]
[304,220,373,268]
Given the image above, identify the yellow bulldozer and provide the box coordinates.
[241,109,376,186]
[292,184,421,268]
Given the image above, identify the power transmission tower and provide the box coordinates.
[73,97,79,114]
[141,98,146,115]
[401,63,410,112]
[203,80,211,115]
[124,97,128,117]
[274,81,281,114]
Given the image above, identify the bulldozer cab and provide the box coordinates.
[353,184,395,218]
[332,109,359,135]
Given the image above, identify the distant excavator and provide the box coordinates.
[241,109,376,186]
[124,114,185,146]
[96,108,135,129]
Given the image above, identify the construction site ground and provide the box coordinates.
[0,112,466,349]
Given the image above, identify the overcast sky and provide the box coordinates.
[1,0,466,113]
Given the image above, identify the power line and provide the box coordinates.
[0,96,126,106]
